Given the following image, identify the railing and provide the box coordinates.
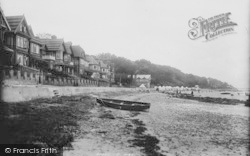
[0,65,111,87]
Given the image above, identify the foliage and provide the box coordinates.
[97,53,235,89]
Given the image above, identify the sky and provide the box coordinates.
[1,0,249,89]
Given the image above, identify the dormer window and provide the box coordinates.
[23,27,27,33]
[19,24,22,31]
[19,24,27,33]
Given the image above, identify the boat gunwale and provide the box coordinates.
[96,98,151,111]
[98,98,150,105]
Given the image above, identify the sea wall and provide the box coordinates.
[1,85,135,103]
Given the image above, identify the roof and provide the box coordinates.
[98,60,108,68]
[86,55,99,65]
[63,42,72,54]
[71,45,85,58]
[28,25,35,37]
[6,15,24,31]
[136,75,151,79]
[28,25,43,45]
[40,39,64,51]
[0,6,11,30]
[139,84,146,88]
[30,37,43,45]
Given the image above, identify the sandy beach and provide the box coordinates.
[64,91,249,156]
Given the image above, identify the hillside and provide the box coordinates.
[97,53,235,90]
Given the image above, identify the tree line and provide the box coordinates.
[97,53,235,90]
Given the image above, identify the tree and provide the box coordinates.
[96,53,235,89]
[36,33,57,39]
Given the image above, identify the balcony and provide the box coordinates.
[42,55,56,61]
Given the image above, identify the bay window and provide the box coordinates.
[30,43,40,54]
[16,36,28,49]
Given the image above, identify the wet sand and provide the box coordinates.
[64,92,249,156]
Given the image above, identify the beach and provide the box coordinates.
[64,91,249,156]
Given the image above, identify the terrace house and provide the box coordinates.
[97,59,109,80]
[0,6,13,66]
[40,37,64,71]
[5,15,30,68]
[62,42,74,75]
[28,26,45,71]
[5,15,42,73]
[85,55,100,79]
[71,45,89,77]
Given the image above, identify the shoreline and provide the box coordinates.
[1,89,249,156]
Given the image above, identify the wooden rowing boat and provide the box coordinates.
[96,98,151,111]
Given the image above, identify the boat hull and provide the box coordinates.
[96,98,150,111]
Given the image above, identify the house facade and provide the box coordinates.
[1,6,114,87]
[98,59,109,80]
[4,15,44,74]
[71,45,89,77]
[0,6,13,66]
[28,26,45,71]
[85,55,100,79]
[40,38,64,71]
[62,42,74,75]
[133,74,151,88]
[5,16,31,68]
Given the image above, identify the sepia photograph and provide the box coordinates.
[0,0,249,155]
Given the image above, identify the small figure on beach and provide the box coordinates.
[191,91,194,96]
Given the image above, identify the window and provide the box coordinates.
[64,54,71,62]
[30,43,40,54]
[23,27,27,33]
[16,54,24,65]
[16,36,28,49]
[19,24,27,33]
[19,24,22,31]
[16,54,28,66]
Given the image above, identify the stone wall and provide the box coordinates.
[1,85,135,102]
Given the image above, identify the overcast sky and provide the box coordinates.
[1,0,249,89]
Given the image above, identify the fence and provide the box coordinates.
[0,66,109,87]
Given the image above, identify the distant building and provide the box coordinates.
[40,38,64,70]
[85,55,100,79]
[133,74,151,88]
[71,45,88,77]
[97,59,109,80]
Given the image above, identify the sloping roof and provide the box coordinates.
[28,25,35,37]
[0,6,11,30]
[6,15,24,31]
[86,55,98,65]
[28,25,43,45]
[71,45,85,58]
[6,15,32,37]
[139,84,146,88]
[98,60,108,68]
[40,39,64,51]
[30,37,43,45]
[63,42,72,54]
[136,75,151,79]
